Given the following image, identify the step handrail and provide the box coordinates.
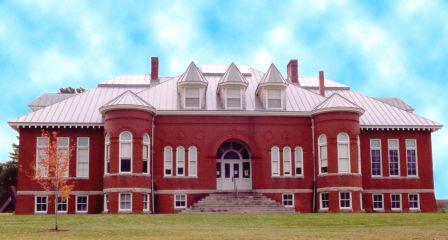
[232,176,238,198]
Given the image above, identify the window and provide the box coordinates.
[57,197,68,213]
[267,89,282,109]
[391,194,401,210]
[320,192,329,210]
[271,146,280,176]
[409,194,419,210]
[57,137,70,177]
[388,139,400,176]
[188,146,198,177]
[143,194,150,212]
[185,88,200,108]
[164,146,173,176]
[373,194,383,210]
[103,193,109,212]
[370,139,382,176]
[77,137,89,178]
[119,193,132,211]
[76,195,88,213]
[226,88,242,109]
[318,135,328,174]
[142,134,150,174]
[120,132,132,173]
[337,133,350,173]
[340,192,351,209]
[105,134,110,174]
[35,196,47,213]
[406,139,418,176]
[283,147,292,176]
[36,137,49,177]
[282,194,294,207]
[176,146,185,176]
[357,136,361,174]
[294,147,303,176]
[174,194,187,209]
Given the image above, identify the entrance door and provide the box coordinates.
[216,141,252,191]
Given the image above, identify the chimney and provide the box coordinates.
[287,59,299,84]
[151,57,159,82]
[319,71,325,96]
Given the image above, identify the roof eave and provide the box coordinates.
[99,104,156,114]
[311,107,365,116]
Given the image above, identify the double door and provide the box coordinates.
[216,159,251,191]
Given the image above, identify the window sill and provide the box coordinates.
[75,211,88,214]
[118,210,132,213]
[340,208,353,212]
[318,209,329,213]
[371,176,420,179]
[272,176,304,179]
[164,176,198,179]
[373,209,385,212]
[35,211,47,214]
[391,209,402,212]
[409,209,420,212]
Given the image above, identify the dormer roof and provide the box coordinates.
[256,63,288,94]
[312,93,364,115]
[99,90,155,114]
[177,61,208,86]
[218,63,249,87]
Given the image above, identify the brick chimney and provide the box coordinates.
[319,71,325,96]
[151,57,159,82]
[287,59,299,84]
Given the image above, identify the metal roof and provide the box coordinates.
[218,63,249,85]
[99,90,155,113]
[373,97,415,113]
[312,93,364,115]
[28,93,76,111]
[258,64,287,84]
[177,62,208,84]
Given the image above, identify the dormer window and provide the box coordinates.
[184,87,200,109]
[267,89,282,109]
[256,63,288,110]
[226,88,242,109]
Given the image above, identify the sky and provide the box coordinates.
[0,0,447,197]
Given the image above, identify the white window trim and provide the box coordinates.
[76,195,88,213]
[176,146,185,176]
[174,194,187,209]
[271,146,280,177]
[118,192,133,212]
[188,146,198,177]
[372,194,384,211]
[104,134,110,175]
[164,146,173,177]
[265,88,283,110]
[408,193,420,211]
[357,136,361,174]
[225,88,243,110]
[36,137,49,177]
[318,134,328,175]
[76,137,90,178]
[388,139,400,177]
[57,137,70,178]
[184,87,201,109]
[282,193,295,208]
[119,132,133,174]
[370,139,383,177]
[142,134,150,175]
[103,193,108,213]
[320,192,329,211]
[390,193,402,211]
[143,193,151,213]
[294,147,304,177]
[282,146,292,176]
[57,196,68,214]
[339,192,352,210]
[34,195,47,214]
[337,133,351,174]
[405,139,418,177]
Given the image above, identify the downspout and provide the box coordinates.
[151,114,156,213]
[311,117,317,213]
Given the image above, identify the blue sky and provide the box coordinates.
[0,0,447,197]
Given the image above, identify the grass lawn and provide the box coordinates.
[0,213,447,240]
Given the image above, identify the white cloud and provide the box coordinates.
[270,25,290,46]
[253,49,273,70]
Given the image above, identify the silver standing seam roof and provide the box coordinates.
[8,64,443,131]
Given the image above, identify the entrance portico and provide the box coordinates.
[216,141,252,191]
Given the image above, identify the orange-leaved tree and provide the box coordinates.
[32,130,74,231]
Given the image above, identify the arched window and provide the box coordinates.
[119,131,132,173]
[164,146,173,176]
[188,146,198,177]
[176,146,185,176]
[337,132,350,173]
[142,134,150,174]
[318,134,328,174]
[271,146,280,176]
[104,134,110,174]
[295,147,303,176]
[283,147,292,176]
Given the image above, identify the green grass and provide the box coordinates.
[0,213,447,240]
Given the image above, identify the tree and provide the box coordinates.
[0,137,19,212]
[59,87,85,94]
[32,130,74,231]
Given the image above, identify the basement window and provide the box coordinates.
[373,194,383,211]
[35,196,47,213]
[282,193,294,207]
[119,193,132,212]
[340,192,351,209]
[57,197,68,213]
[174,194,187,209]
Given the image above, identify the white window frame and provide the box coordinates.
[57,137,70,178]
[405,139,418,177]
[176,146,185,176]
[119,131,133,174]
[408,193,420,211]
[76,195,88,213]
[103,193,108,213]
[372,194,384,211]
[184,87,201,109]
[35,195,47,214]
[119,192,132,212]
[357,136,362,174]
[57,196,68,213]
[104,134,110,175]
[225,87,243,109]
[339,192,352,210]
[282,193,294,208]
[294,147,304,177]
[174,194,187,209]
[391,193,402,211]
[188,146,198,177]
[143,193,150,213]
[320,192,329,211]
[388,139,400,177]
[142,134,150,175]
[370,139,382,177]
[271,146,280,177]
[76,137,89,178]
[36,137,49,177]
[337,133,351,173]
[282,147,292,176]
[164,146,173,177]
[266,88,283,109]
[318,134,328,174]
